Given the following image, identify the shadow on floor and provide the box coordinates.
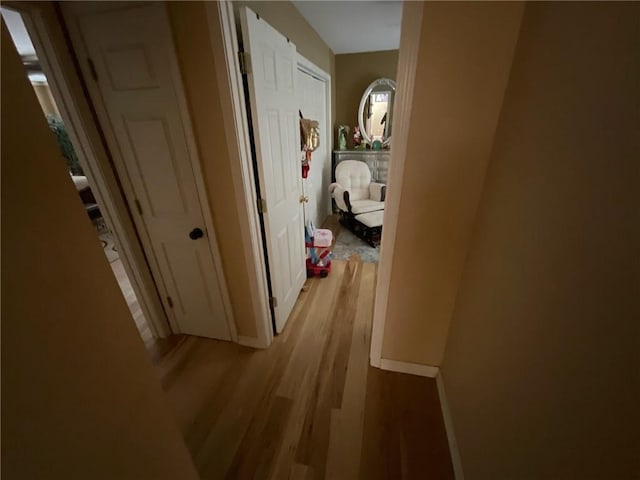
[322,214,379,263]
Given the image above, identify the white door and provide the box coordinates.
[240,7,306,333]
[71,4,232,340]
[297,67,330,227]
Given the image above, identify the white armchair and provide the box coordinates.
[331,160,385,215]
[330,160,386,247]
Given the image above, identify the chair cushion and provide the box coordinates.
[335,160,372,201]
[356,210,384,228]
[71,175,89,191]
[350,199,385,215]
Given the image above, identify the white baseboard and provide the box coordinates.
[436,373,464,480]
[237,335,268,349]
[378,358,440,378]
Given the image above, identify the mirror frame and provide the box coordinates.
[357,77,396,148]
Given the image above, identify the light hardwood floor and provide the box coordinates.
[152,256,454,479]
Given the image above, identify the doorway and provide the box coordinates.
[1,6,154,348]
[218,2,399,344]
[237,6,335,335]
[61,2,236,342]
[297,58,332,230]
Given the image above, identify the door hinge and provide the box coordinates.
[134,199,143,216]
[238,51,251,75]
[257,197,267,214]
[269,296,278,309]
[87,57,98,81]
[167,296,174,309]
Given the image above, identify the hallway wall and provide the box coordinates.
[1,22,198,479]
[334,49,398,147]
[168,1,259,337]
[237,0,336,133]
[238,1,333,75]
[440,3,640,477]
[379,2,525,366]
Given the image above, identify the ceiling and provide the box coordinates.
[292,1,402,55]
[1,2,402,64]
[2,3,402,57]
[1,7,48,84]
[1,7,37,57]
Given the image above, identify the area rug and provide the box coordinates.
[94,219,119,263]
[332,228,379,263]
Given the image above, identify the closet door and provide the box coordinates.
[66,3,233,340]
[240,6,306,333]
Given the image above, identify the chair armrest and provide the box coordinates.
[369,182,387,202]
[332,185,351,212]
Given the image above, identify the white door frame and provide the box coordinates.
[205,1,272,348]
[296,54,333,224]
[6,1,171,338]
[206,2,333,347]
[60,2,237,341]
[369,2,424,368]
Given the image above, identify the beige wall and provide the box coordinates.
[335,49,398,147]
[1,23,198,479]
[380,2,525,365]
[238,1,333,75]
[440,3,640,478]
[237,1,336,124]
[167,1,257,337]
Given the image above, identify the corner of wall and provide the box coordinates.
[436,372,465,480]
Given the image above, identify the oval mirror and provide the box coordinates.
[358,78,396,148]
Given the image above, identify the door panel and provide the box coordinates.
[240,7,306,333]
[125,118,188,216]
[72,3,231,340]
[103,44,157,90]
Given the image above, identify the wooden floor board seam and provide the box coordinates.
[154,257,454,479]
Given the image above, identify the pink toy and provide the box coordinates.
[305,228,333,278]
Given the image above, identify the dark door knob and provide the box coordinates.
[189,227,204,240]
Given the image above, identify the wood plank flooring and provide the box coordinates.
[153,256,454,479]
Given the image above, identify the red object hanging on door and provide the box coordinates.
[302,149,312,179]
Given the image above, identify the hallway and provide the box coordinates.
[153,257,454,479]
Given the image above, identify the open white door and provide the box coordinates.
[240,7,306,333]
[66,3,233,340]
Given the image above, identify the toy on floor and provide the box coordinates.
[305,224,333,278]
